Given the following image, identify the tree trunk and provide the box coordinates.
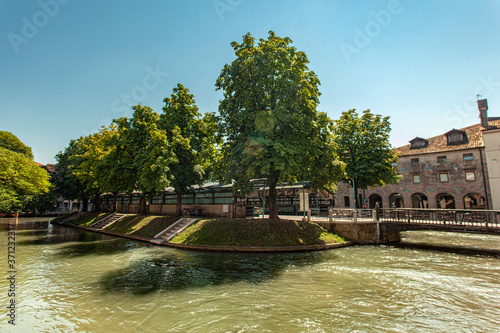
[353,184,359,209]
[93,192,101,213]
[176,192,182,216]
[112,191,118,212]
[139,195,147,215]
[268,171,280,220]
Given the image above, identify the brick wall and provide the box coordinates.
[334,147,491,209]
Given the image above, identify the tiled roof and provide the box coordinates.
[396,119,500,156]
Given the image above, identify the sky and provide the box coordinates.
[1,0,500,164]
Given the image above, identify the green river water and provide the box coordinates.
[0,217,499,332]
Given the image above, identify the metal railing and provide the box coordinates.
[329,208,374,221]
[378,208,500,228]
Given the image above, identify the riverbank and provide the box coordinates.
[51,213,350,252]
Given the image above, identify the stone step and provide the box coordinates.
[154,218,198,241]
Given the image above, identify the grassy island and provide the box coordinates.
[170,218,346,247]
[53,213,347,248]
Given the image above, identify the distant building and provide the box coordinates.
[334,117,500,210]
[482,125,500,210]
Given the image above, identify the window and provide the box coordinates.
[181,193,194,204]
[439,173,449,182]
[463,153,473,161]
[131,195,140,204]
[214,191,234,204]
[152,195,163,204]
[344,196,350,207]
[465,171,476,181]
[164,194,176,204]
[437,156,447,163]
[446,129,468,145]
[413,174,421,184]
[409,137,429,149]
[196,192,214,204]
[411,158,419,165]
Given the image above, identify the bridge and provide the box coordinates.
[312,208,500,244]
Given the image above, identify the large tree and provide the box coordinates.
[160,83,220,216]
[70,127,119,213]
[0,136,51,214]
[0,130,34,159]
[54,141,93,212]
[332,109,399,208]
[215,31,344,219]
[114,104,175,214]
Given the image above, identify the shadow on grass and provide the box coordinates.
[99,250,327,295]
[105,215,179,237]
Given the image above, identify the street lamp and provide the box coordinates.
[347,176,356,209]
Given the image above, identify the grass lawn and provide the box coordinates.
[170,218,346,247]
[105,215,180,237]
[69,212,112,227]
[50,211,79,222]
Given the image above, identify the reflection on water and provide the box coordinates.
[101,251,323,295]
[0,217,499,332]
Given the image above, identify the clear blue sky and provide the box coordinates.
[2,0,499,164]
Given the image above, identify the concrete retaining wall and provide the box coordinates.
[317,221,401,244]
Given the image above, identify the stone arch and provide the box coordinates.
[389,193,404,208]
[369,194,382,208]
[411,193,428,208]
[436,193,456,209]
[463,193,486,209]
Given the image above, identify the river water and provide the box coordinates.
[1,217,499,332]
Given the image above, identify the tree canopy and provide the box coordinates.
[113,104,175,214]
[160,83,220,215]
[0,130,34,159]
[332,109,399,207]
[216,31,345,219]
[0,144,51,214]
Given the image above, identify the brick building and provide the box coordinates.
[333,118,500,210]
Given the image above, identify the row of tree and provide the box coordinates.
[3,31,397,218]
[54,84,219,215]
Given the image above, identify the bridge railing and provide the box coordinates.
[329,208,374,221]
[378,208,500,227]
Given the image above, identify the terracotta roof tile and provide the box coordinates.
[396,119,500,156]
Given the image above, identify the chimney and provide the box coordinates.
[477,98,489,128]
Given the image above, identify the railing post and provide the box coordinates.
[329,208,333,222]
[372,209,377,222]
[353,210,357,223]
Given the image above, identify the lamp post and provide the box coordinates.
[348,176,356,209]
[302,177,306,219]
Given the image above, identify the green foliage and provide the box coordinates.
[332,109,399,205]
[54,140,91,202]
[160,83,220,214]
[170,218,346,246]
[23,189,58,214]
[68,212,112,226]
[0,130,34,159]
[0,146,51,213]
[215,31,345,218]
[115,105,175,195]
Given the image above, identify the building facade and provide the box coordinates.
[333,119,500,210]
[482,126,500,210]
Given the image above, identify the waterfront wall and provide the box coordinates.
[316,221,401,244]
